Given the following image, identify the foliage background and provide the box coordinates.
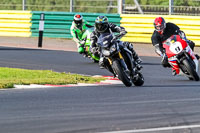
[0,0,199,13]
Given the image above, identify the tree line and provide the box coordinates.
[0,0,199,13]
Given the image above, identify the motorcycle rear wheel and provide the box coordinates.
[181,58,199,81]
[112,60,132,87]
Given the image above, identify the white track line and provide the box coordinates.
[98,124,200,133]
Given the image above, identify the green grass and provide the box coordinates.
[0,67,106,89]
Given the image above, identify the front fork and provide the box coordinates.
[108,52,129,71]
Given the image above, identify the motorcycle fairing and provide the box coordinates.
[97,33,113,48]
[163,35,187,58]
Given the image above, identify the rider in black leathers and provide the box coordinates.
[90,15,142,71]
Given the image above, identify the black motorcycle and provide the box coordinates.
[97,32,144,87]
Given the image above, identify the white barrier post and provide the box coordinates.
[70,0,74,12]
[38,13,45,48]
[169,0,174,15]
[118,0,122,14]
[22,0,26,10]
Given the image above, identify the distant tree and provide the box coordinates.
[0,0,200,12]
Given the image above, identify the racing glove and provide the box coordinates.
[79,40,86,47]
[178,30,187,41]
[161,53,170,67]
[120,30,127,36]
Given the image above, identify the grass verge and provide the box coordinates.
[0,67,106,89]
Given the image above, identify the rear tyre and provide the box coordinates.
[112,60,132,87]
[181,58,199,81]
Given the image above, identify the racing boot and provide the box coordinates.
[99,57,105,69]
[172,69,177,76]
[78,46,85,54]
[131,49,143,70]
[171,65,179,76]
[124,42,142,69]
[195,54,200,60]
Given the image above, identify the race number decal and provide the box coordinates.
[175,46,181,53]
[169,41,183,54]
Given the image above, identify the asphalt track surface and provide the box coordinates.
[0,46,200,133]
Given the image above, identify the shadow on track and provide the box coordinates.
[143,84,200,88]
[142,62,161,65]
[0,47,51,51]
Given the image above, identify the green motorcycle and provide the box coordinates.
[80,27,100,63]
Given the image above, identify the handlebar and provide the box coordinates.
[111,32,126,43]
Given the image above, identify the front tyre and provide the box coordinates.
[112,60,132,87]
[181,58,199,81]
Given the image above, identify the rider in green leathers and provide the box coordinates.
[70,14,93,54]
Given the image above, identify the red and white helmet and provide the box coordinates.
[73,14,83,29]
[154,17,166,34]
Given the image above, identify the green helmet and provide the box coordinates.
[95,16,109,33]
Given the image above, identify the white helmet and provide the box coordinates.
[74,14,83,29]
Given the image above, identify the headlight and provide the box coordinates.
[110,44,117,53]
[102,49,110,56]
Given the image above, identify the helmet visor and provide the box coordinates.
[95,22,108,32]
[155,24,165,31]
[74,20,82,29]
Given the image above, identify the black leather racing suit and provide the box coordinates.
[151,22,195,67]
[151,22,195,56]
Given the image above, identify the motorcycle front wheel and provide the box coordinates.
[112,60,132,87]
[181,58,199,81]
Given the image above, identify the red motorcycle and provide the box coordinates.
[163,35,199,81]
